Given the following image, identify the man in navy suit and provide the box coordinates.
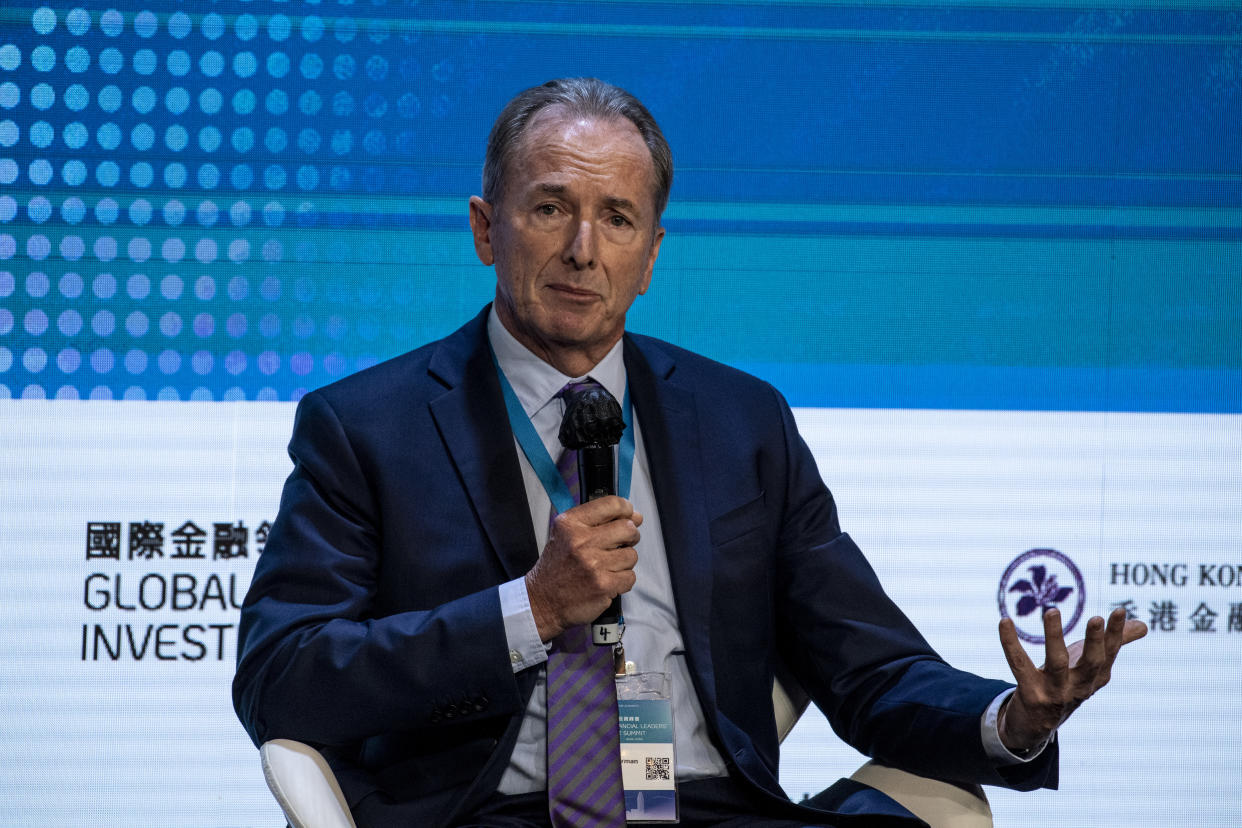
[234,78,1144,827]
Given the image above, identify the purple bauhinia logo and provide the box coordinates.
[998,548,1086,644]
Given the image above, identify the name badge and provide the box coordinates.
[616,672,677,823]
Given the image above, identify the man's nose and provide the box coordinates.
[563,219,596,269]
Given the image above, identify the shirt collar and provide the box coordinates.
[487,306,627,419]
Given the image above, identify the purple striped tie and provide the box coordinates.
[547,381,626,828]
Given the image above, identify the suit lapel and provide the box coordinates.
[624,335,719,717]
[427,309,540,581]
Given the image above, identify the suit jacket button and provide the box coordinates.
[473,695,489,712]
[444,703,458,719]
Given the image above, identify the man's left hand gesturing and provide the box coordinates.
[998,606,1147,752]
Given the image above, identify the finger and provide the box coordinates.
[572,537,635,568]
[590,517,641,551]
[1089,616,1148,691]
[1070,615,1107,695]
[610,569,637,596]
[1122,618,1148,645]
[583,555,636,598]
[592,561,638,594]
[1078,615,1107,665]
[565,496,634,526]
[1088,608,1127,691]
[998,617,1039,684]
[1102,608,1127,663]
[1103,609,1150,658]
[1041,608,1069,677]
[600,543,638,573]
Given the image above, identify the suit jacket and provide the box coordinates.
[234,306,1057,827]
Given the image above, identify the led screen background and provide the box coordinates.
[0,2,1238,826]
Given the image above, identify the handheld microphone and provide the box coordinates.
[558,384,626,646]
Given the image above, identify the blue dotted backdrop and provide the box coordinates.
[0,3,1238,406]
[0,2,496,401]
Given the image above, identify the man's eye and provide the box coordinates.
[537,204,558,216]
[608,214,630,227]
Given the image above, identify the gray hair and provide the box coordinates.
[482,77,673,222]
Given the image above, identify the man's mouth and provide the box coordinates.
[546,284,598,300]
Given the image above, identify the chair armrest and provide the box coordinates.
[849,760,993,828]
[776,676,992,827]
[773,676,808,743]
[260,739,358,828]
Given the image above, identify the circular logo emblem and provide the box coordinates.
[998,548,1086,644]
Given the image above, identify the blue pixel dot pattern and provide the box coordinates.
[0,2,480,401]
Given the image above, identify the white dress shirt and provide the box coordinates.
[488,309,728,794]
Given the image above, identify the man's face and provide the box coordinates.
[469,108,665,368]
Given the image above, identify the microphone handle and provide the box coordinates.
[578,445,623,645]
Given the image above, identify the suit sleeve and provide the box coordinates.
[767,387,1058,791]
[232,391,528,749]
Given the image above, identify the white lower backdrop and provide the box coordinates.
[2,402,1237,826]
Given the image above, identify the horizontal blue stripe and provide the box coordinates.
[662,219,1242,241]
[673,171,1242,211]
[5,213,1235,243]
[735,363,1242,413]
[4,362,1237,413]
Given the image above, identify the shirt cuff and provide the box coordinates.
[498,576,548,673]
[981,688,1054,765]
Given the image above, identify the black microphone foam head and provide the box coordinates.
[558,385,625,449]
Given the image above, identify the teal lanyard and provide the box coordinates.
[490,347,634,514]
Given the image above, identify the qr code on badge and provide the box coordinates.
[645,756,671,781]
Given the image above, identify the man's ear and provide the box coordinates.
[637,225,665,295]
[468,196,495,266]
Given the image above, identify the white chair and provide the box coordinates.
[262,680,992,828]
[262,738,357,828]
